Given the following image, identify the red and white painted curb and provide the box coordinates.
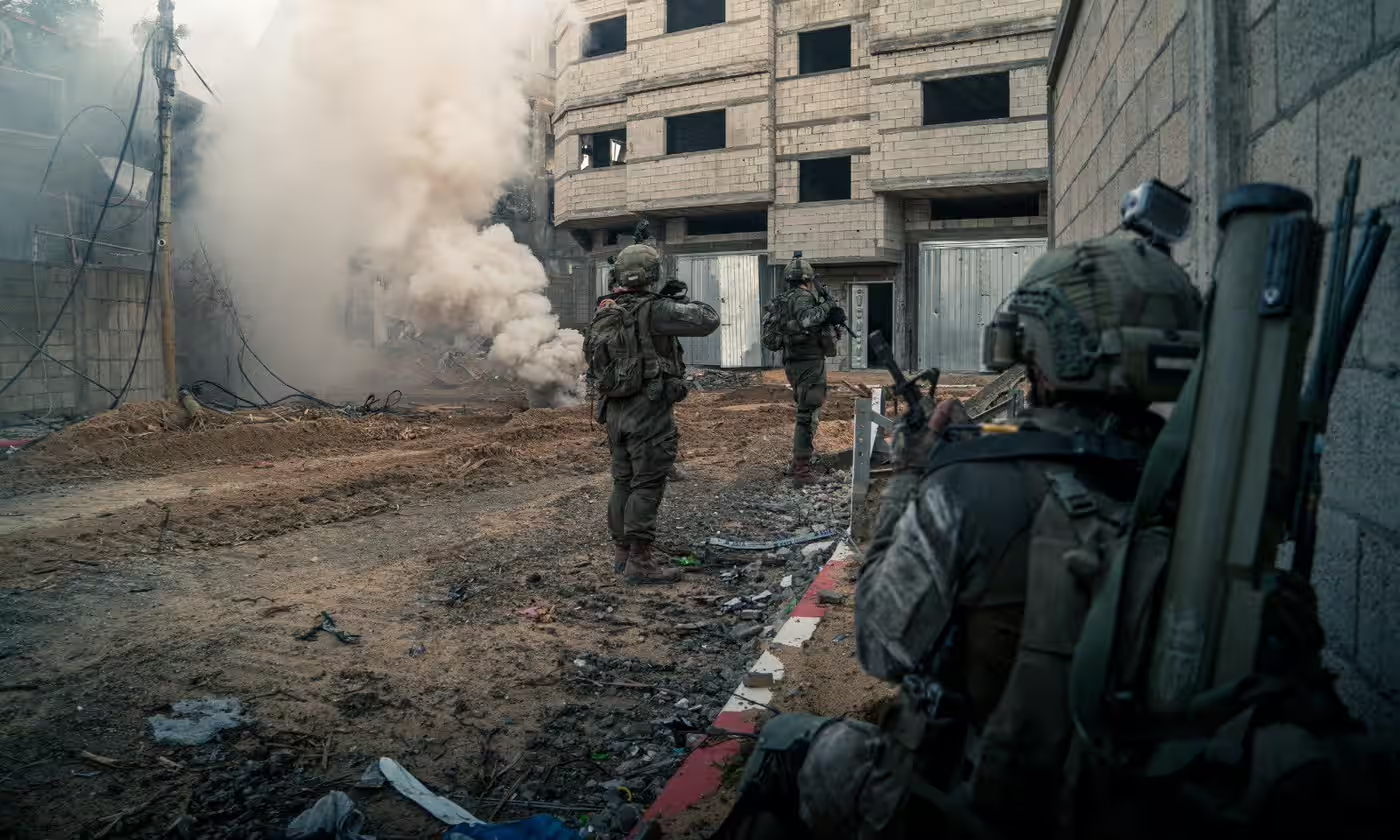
[637,540,858,830]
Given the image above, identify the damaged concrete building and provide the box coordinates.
[0,10,202,422]
[551,0,1059,370]
[1048,0,1400,737]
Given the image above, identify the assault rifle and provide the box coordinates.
[869,330,940,433]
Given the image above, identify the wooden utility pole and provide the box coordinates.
[155,0,179,400]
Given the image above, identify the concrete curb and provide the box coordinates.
[634,541,858,834]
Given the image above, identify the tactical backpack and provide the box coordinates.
[761,290,794,353]
[585,296,657,400]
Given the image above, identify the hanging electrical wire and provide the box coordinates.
[175,44,221,104]
[0,31,156,402]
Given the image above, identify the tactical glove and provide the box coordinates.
[826,306,849,327]
[892,398,969,472]
[659,280,688,300]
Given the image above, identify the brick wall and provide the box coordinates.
[0,260,163,421]
[1050,0,1400,738]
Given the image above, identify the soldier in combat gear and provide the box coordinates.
[768,253,846,486]
[714,234,1394,839]
[586,236,719,584]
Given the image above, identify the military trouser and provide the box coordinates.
[605,392,678,545]
[785,358,828,460]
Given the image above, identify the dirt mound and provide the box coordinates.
[9,403,466,483]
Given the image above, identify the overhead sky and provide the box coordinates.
[98,0,282,100]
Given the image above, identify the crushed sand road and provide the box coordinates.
[0,385,863,838]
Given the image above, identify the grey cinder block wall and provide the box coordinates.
[1048,0,1400,738]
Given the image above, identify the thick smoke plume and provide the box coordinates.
[193,0,582,402]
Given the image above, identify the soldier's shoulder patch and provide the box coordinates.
[598,298,618,310]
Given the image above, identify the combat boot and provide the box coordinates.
[613,543,631,575]
[624,543,682,585]
[791,456,820,487]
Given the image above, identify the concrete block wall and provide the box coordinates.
[870,0,1061,47]
[868,31,1051,192]
[632,0,772,82]
[1050,0,1400,739]
[629,146,771,211]
[0,260,163,421]
[1050,0,1192,261]
[1245,0,1400,739]
[555,166,628,222]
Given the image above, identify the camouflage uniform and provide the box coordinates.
[590,241,719,583]
[603,291,718,547]
[775,255,841,483]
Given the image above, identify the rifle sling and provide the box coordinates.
[925,429,1146,476]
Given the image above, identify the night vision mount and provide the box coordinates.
[1121,179,1192,254]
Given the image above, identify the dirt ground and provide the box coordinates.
[0,377,872,839]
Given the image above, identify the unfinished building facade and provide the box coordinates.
[552,0,1060,370]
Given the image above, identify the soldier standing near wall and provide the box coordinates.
[764,253,846,486]
[586,237,719,584]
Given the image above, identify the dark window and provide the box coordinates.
[922,72,1011,126]
[583,16,627,58]
[604,226,635,246]
[547,182,555,225]
[799,26,851,74]
[686,211,768,236]
[928,192,1042,220]
[666,110,726,155]
[580,128,627,169]
[545,133,555,165]
[799,156,852,202]
[667,0,725,33]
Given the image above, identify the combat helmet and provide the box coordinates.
[784,251,815,284]
[614,243,660,289]
[983,234,1204,403]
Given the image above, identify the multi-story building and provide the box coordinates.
[551,0,1060,371]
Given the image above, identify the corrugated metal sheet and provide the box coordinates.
[676,255,722,366]
[717,254,763,368]
[917,239,1047,371]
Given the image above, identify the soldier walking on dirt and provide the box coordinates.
[586,237,719,584]
[762,253,846,486]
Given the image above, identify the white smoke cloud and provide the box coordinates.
[191,0,584,401]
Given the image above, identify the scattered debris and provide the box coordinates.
[801,540,836,559]
[409,643,428,657]
[706,530,839,552]
[80,750,126,769]
[379,756,484,826]
[296,611,362,644]
[148,698,247,746]
[286,791,371,840]
[731,623,763,642]
[444,814,583,839]
[780,574,794,588]
[518,605,555,623]
[743,672,775,689]
[817,591,847,606]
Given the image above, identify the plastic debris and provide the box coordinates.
[148,698,246,746]
[705,530,839,552]
[672,556,699,567]
[286,791,370,840]
[780,575,794,589]
[296,611,361,644]
[444,815,582,839]
[379,757,483,826]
